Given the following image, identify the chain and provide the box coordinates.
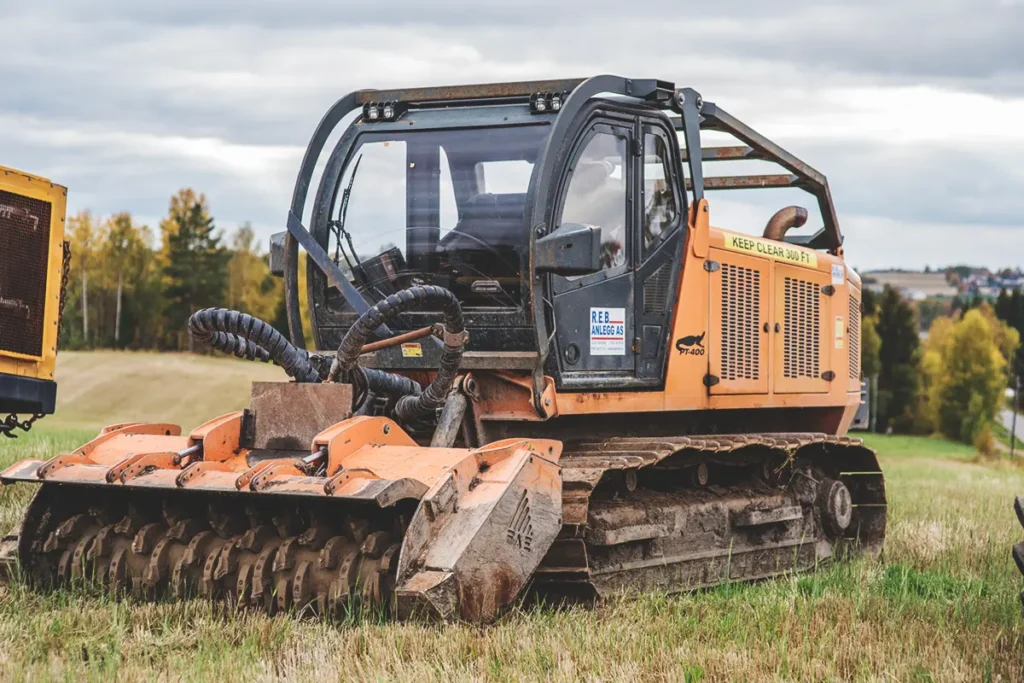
[57,240,71,346]
[0,242,70,439]
[0,413,44,438]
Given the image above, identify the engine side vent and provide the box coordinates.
[0,189,52,358]
[720,263,760,381]
[783,277,820,379]
[643,264,672,313]
[849,294,861,380]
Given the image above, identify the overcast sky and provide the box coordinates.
[2,0,1022,271]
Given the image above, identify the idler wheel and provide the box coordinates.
[691,463,710,487]
[817,478,853,537]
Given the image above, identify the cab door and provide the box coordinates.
[551,119,636,383]
[634,121,686,381]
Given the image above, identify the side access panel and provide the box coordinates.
[846,286,863,393]
[707,248,769,395]
[773,263,831,394]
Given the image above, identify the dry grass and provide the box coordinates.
[0,353,1021,681]
[50,350,283,431]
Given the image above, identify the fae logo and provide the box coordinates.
[590,307,626,356]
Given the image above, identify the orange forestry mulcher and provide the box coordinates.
[1,76,884,622]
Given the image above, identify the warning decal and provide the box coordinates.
[590,307,626,356]
[722,234,818,268]
[401,343,423,358]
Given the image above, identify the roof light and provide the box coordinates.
[363,100,406,123]
[530,91,566,115]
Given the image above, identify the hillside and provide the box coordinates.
[45,350,285,431]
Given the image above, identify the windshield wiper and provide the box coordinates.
[331,154,363,277]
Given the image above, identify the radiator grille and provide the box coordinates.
[849,294,861,380]
[783,277,820,379]
[0,189,52,358]
[643,264,671,313]
[720,263,760,381]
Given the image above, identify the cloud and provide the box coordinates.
[1,1,1020,269]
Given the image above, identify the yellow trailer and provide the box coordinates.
[0,165,68,436]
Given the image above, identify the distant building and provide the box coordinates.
[862,267,1023,301]
[861,271,958,299]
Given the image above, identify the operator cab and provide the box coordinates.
[306,88,686,387]
[290,77,843,394]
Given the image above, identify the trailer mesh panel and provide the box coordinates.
[0,189,52,358]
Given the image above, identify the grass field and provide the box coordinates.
[0,353,1023,681]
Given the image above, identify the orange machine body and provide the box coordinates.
[464,199,862,438]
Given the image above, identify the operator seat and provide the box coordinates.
[437,193,527,280]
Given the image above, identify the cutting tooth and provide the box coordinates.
[56,549,75,585]
[235,563,254,608]
[145,536,173,589]
[250,545,280,609]
[213,543,239,582]
[292,560,313,609]
[69,529,100,582]
[108,547,129,595]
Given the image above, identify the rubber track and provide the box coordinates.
[536,432,886,597]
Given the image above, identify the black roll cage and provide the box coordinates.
[280,75,844,401]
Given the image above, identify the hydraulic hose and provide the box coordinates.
[188,308,321,383]
[328,285,466,423]
[188,308,423,408]
[364,367,422,397]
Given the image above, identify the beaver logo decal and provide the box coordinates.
[675,332,705,356]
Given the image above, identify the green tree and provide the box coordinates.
[862,287,878,318]
[160,190,229,350]
[916,296,951,333]
[861,316,882,378]
[875,285,921,432]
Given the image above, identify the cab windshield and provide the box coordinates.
[326,124,550,309]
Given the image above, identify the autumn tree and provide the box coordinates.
[62,211,100,348]
[270,256,314,348]
[226,223,280,323]
[160,190,229,350]
[935,309,1017,449]
[916,316,956,433]
[99,213,154,347]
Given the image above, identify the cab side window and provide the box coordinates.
[642,133,678,258]
[559,131,629,273]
